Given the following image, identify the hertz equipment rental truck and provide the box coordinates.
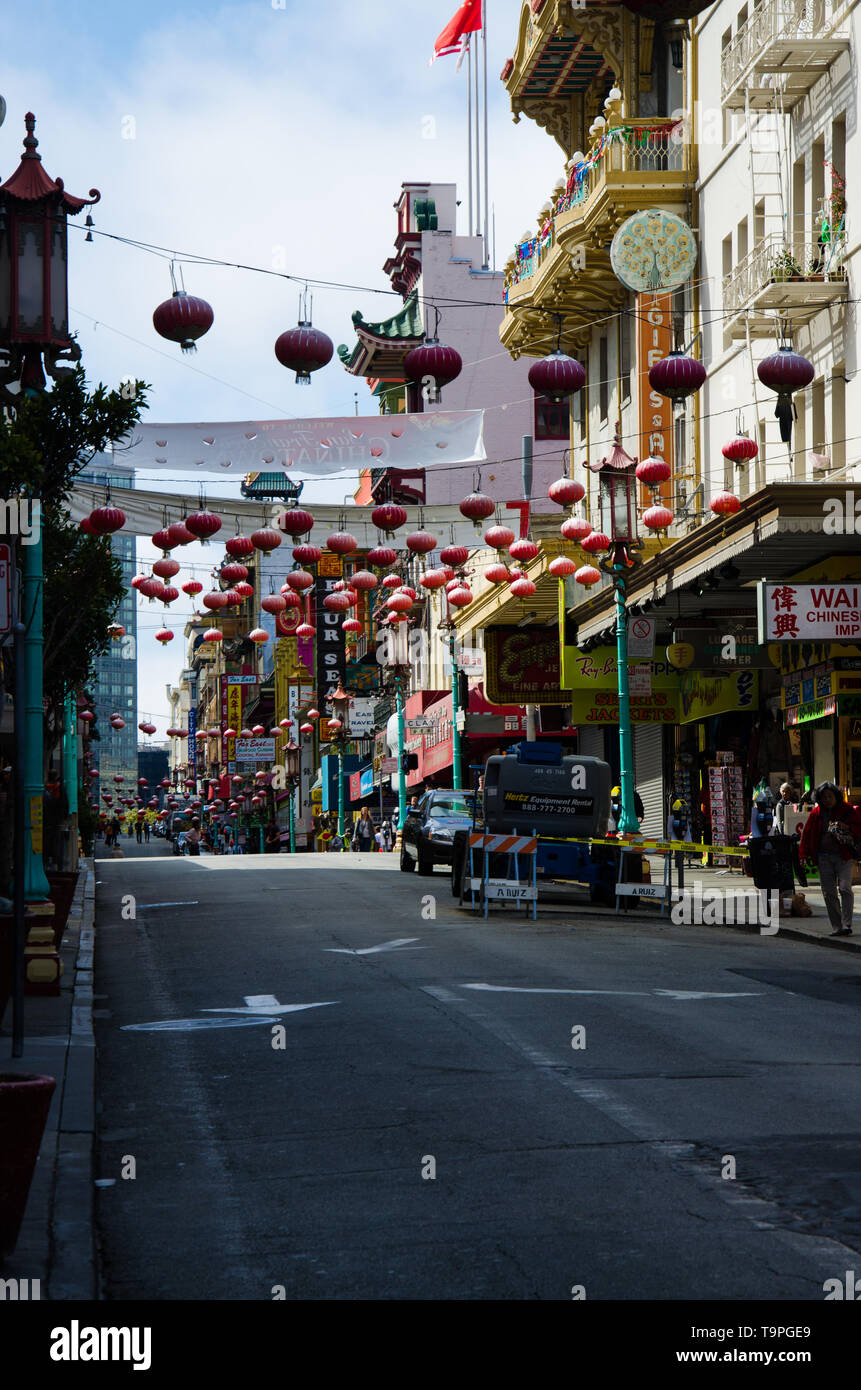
[451,741,633,907]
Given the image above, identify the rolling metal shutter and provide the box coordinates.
[633,723,665,838]
[577,727,604,760]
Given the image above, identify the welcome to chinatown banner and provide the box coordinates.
[118,411,486,476]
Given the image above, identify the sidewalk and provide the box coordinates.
[0,859,96,1298]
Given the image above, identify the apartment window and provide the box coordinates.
[721,29,733,146]
[619,311,632,405]
[599,334,609,423]
[534,395,570,441]
[812,137,825,233]
[737,217,749,264]
[812,377,826,463]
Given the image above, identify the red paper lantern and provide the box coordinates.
[484,524,515,550]
[203,591,229,611]
[581,531,610,553]
[160,586,179,605]
[182,580,203,596]
[152,557,180,580]
[274,323,334,384]
[549,555,578,578]
[153,290,214,353]
[635,456,672,486]
[262,593,287,614]
[280,590,302,609]
[350,570,378,591]
[326,531,358,555]
[710,491,741,516]
[367,545,397,568]
[643,504,675,530]
[406,530,437,554]
[250,527,282,554]
[276,507,315,537]
[575,564,602,587]
[509,538,540,563]
[528,350,586,402]
[403,339,463,402]
[722,434,758,464]
[386,592,413,612]
[548,477,585,506]
[420,569,448,590]
[185,510,223,541]
[221,588,243,608]
[648,352,706,403]
[440,544,469,567]
[235,581,254,599]
[324,592,351,611]
[485,562,511,583]
[292,543,322,565]
[447,586,473,607]
[89,505,126,535]
[219,562,248,584]
[343,618,362,634]
[167,520,195,547]
[155,629,174,645]
[510,577,536,598]
[225,534,255,559]
[459,492,496,526]
[285,569,314,591]
[560,517,593,542]
[381,574,402,590]
[371,503,408,535]
[757,347,814,443]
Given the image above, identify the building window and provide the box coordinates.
[534,395,570,441]
[599,335,609,423]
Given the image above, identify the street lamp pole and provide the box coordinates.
[449,631,462,791]
[395,676,407,830]
[590,430,643,837]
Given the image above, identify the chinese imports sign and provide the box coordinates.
[759,583,861,642]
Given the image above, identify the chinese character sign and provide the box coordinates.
[759,583,861,642]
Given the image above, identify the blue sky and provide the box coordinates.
[2,0,562,727]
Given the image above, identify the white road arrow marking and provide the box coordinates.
[138,901,200,909]
[201,995,338,1015]
[462,983,761,1000]
[123,994,338,1032]
[325,938,422,955]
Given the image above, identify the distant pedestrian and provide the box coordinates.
[381,818,394,852]
[135,819,143,843]
[352,806,374,852]
[143,820,150,842]
[800,783,861,936]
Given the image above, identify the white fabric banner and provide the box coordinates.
[118,411,485,476]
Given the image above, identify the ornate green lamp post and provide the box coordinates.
[587,433,643,835]
[284,740,300,854]
[327,682,350,843]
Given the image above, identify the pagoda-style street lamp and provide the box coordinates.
[380,624,410,833]
[284,740,300,855]
[586,432,644,835]
[326,682,351,842]
[0,114,99,921]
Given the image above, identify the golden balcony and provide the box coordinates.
[722,231,848,339]
[502,117,692,357]
[721,0,850,111]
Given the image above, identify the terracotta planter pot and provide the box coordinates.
[0,1073,56,1258]
[46,871,79,949]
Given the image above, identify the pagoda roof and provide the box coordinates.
[0,113,100,214]
[338,292,424,377]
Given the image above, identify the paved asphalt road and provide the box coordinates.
[93,840,861,1301]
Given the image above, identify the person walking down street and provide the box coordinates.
[143,819,150,842]
[774,782,807,888]
[381,817,394,852]
[135,818,143,844]
[352,806,374,853]
[185,818,202,856]
[264,821,281,853]
[799,783,861,936]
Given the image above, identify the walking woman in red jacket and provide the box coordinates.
[799,783,861,936]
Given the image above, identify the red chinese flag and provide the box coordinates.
[431,0,483,63]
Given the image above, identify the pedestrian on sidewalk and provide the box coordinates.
[135,818,143,843]
[352,805,374,853]
[143,819,150,842]
[381,817,394,852]
[799,783,861,936]
[774,782,807,888]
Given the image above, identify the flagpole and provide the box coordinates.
[467,34,473,239]
[482,0,490,267]
[474,18,481,238]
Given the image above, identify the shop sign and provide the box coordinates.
[759,583,861,642]
[673,625,772,670]
[784,695,837,726]
[627,617,656,660]
[679,670,757,724]
[637,290,674,495]
[560,641,680,697]
[236,738,276,762]
[485,626,568,705]
[349,698,375,737]
[569,689,678,724]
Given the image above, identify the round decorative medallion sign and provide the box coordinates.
[610,209,698,292]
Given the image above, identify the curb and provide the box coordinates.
[48,857,97,1301]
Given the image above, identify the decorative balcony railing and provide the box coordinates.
[504,119,688,300]
[721,0,844,102]
[723,230,847,317]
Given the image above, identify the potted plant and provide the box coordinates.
[769,248,803,282]
[0,1073,56,1257]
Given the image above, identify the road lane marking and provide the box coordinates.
[325,938,422,956]
[137,901,200,909]
[461,983,761,1000]
[123,995,338,1031]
